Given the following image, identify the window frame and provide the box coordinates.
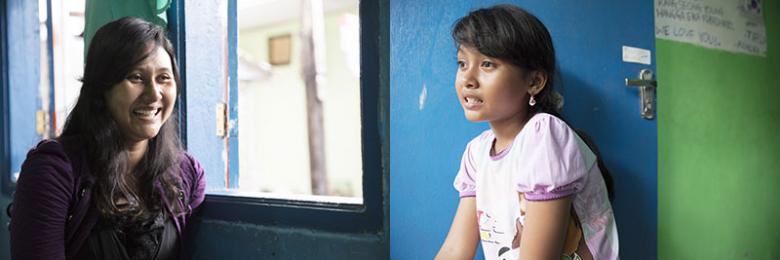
[167,0,188,150]
[1,0,10,196]
[171,0,387,233]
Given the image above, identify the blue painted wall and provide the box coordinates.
[1,0,42,259]
[6,0,41,186]
[390,1,487,258]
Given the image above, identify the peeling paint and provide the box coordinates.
[227,118,238,136]
[418,84,427,111]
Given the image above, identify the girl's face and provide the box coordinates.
[455,46,531,124]
[106,46,177,145]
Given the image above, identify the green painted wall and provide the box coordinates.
[657,1,780,259]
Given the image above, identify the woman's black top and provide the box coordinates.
[74,211,179,260]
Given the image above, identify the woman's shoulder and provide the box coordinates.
[176,151,206,209]
[177,151,205,181]
[29,138,66,154]
[17,138,80,192]
[178,151,196,164]
[23,139,74,171]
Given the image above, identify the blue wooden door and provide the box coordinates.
[390,1,657,259]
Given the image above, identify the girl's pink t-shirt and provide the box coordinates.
[454,113,619,260]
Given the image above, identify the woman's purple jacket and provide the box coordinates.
[9,137,206,260]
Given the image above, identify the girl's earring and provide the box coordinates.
[529,95,537,107]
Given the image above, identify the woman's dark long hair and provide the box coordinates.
[451,5,615,201]
[61,17,183,221]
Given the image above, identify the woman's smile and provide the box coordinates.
[131,106,163,121]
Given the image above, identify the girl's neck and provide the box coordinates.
[126,140,149,172]
[489,113,530,153]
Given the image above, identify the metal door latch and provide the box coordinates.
[625,69,657,120]
[36,110,47,136]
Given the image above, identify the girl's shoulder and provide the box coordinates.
[513,114,599,199]
[527,113,569,130]
[516,113,573,143]
[465,129,495,151]
[475,129,495,142]
[516,113,597,169]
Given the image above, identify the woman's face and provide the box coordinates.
[106,46,177,144]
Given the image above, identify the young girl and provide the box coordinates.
[435,5,618,260]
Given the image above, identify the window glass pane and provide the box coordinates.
[235,0,361,203]
[43,0,85,137]
[37,0,50,139]
[52,0,85,136]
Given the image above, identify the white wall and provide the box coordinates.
[237,7,362,198]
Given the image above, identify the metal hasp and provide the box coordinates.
[215,102,227,137]
[625,69,657,120]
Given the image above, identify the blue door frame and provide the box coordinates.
[1,0,9,194]
[2,0,42,258]
[3,0,41,195]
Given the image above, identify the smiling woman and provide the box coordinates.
[9,17,205,260]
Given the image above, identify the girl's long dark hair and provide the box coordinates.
[61,17,183,221]
[452,5,615,201]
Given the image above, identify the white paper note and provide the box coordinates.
[622,46,652,65]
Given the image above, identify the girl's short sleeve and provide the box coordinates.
[515,114,591,201]
[453,140,478,197]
